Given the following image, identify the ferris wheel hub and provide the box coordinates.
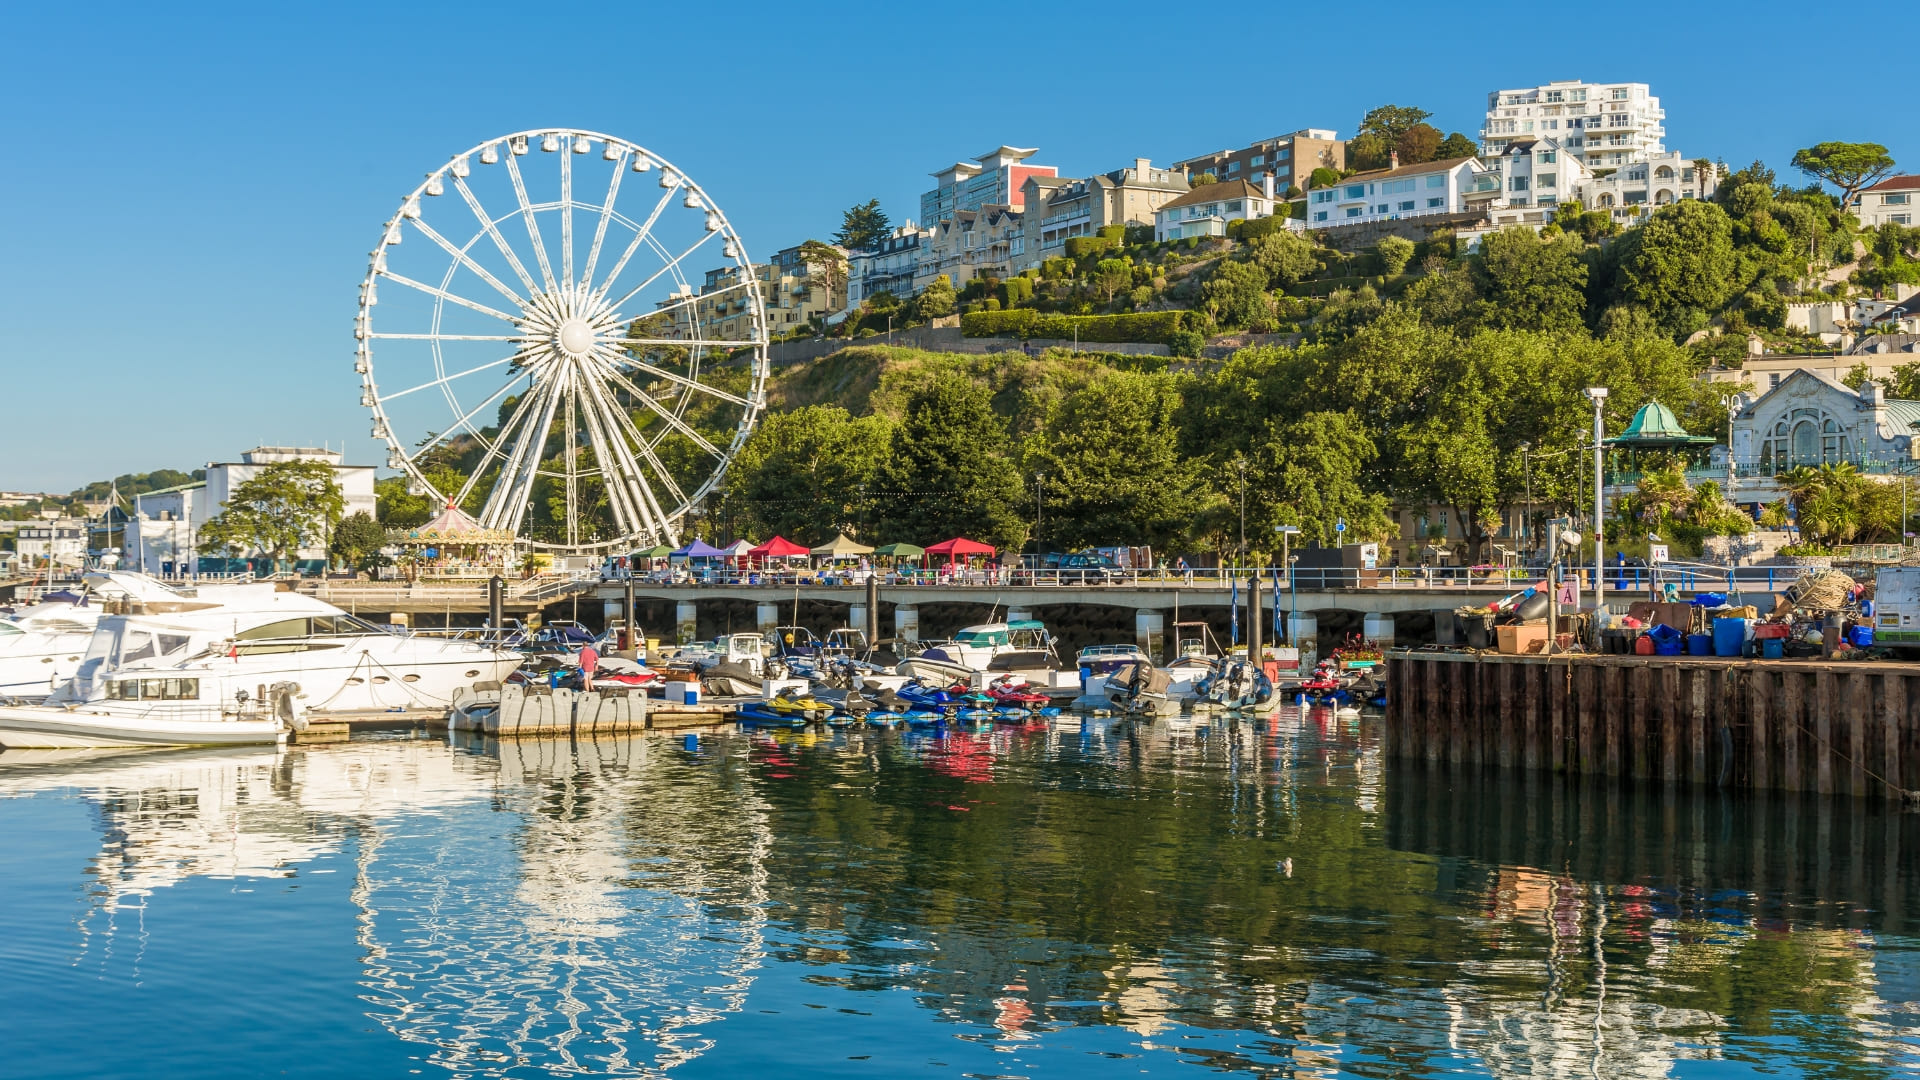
[556,319,596,358]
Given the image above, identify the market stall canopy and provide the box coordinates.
[671,539,727,558]
[871,543,924,559]
[1606,401,1717,449]
[925,537,996,558]
[393,502,517,546]
[747,536,810,558]
[720,539,755,559]
[636,544,673,558]
[810,533,875,558]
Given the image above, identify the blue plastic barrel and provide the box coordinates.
[1686,633,1713,656]
[1712,617,1748,657]
[1849,625,1875,648]
[1762,638,1785,660]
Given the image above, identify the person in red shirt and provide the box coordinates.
[579,643,599,691]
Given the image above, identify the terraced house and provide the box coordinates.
[1153,177,1280,242]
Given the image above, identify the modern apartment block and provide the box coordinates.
[919,147,1058,225]
[1481,80,1665,170]
[1580,152,1718,221]
[1172,130,1344,195]
[846,223,931,310]
[1020,158,1190,266]
[1853,176,1920,227]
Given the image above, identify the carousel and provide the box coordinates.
[390,502,518,579]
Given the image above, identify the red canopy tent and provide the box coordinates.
[924,537,995,565]
[744,535,810,570]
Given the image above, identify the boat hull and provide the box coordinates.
[0,706,285,748]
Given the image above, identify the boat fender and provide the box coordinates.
[273,681,307,732]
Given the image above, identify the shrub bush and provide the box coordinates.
[1064,235,1117,258]
[999,276,1034,307]
[1167,329,1205,358]
[961,308,1193,344]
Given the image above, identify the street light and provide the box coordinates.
[1518,441,1531,561]
[1276,525,1301,643]
[1236,458,1248,567]
[1585,387,1609,615]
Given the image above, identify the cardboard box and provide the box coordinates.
[1497,622,1549,655]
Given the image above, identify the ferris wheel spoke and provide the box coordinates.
[451,176,541,296]
[409,366,535,462]
[593,379,688,512]
[578,369,678,527]
[369,333,525,342]
[562,377,582,546]
[379,352,528,405]
[571,378,648,537]
[594,187,677,304]
[376,272,520,324]
[607,231,720,315]
[604,346,752,406]
[559,142,575,290]
[482,372,563,535]
[452,370,550,505]
[408,217,529,306]
[588,351,726,457]
[504,152,560,295]
[579,150,626,291]
[601,278,749,329]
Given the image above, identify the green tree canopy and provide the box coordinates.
[1610,200,1738,330]
[1435,132,1478,160]
[869,374,1027,550]
[834,199,891,251]
[1249,230,1318,286]
[915,274,956,320]
[1377,235,1416,277]
[1024,372,1203,550]
[720,405,893,544]
[198,460,345,568]
[1357,104,1433,146]
[1470,227,1590,333]
[328,511,388,574]
[1393,123,1442,165]
[1790,142,1895,206]
[1202,260,1273,329]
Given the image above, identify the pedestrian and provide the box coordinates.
[579,642,599,692]
[1176,556,1191,583]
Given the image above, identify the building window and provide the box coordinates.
[1226,161,1240,173]
[1375,204,1388,214]
[1426,174,1447,189]
[1346,207,1362,218]
[1895,214,1913,225]
[1344,184,1366,199]
[1398,200,1415,211]
[1538,173,1556,189]
[1887,194,1912,205]
[1545,89,1564,103]
[1250,155,1264,167]
[1427,197,1444,208]
[1226,200,1243,212]
[1571,89,1587,103]
[1539,151,1556,164]
[1314,211,1328,222]
[1510,176,1529,191]
[1611,87,1628,100]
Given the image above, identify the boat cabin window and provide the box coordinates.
[121,631,157,663]
[312,614,382,634]
[955,629,1009,646]
[106,677,200,701]
[237,618,312,641]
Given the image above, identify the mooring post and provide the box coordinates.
[1248,570,1263,664]
[866,572,879,645]
[488,575,504,632]
[623,572,636,653]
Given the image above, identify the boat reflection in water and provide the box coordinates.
[2,711,1917,1078]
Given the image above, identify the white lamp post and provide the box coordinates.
[1585,387,1609,615]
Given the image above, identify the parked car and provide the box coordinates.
[1053,552,1122,583]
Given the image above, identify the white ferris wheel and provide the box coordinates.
[356,128,769,555]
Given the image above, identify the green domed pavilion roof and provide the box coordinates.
[1607,401,1716,447]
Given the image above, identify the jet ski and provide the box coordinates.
[737,688,835,726]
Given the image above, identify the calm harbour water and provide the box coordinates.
[1,714,1916,1079]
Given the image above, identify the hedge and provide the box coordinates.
[961,309,1193,344]
[1063,235,1117,258]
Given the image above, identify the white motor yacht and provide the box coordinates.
[898,619,1057,682]
[0,573,234,700]
[0,584,522,748]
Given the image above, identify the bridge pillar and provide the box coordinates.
[1288,614,1319,669]
[756,602,780,633]
[675,600,698,645]
[1135,609,1164,660]
[850,604,870,636]
[602,599,622,627]
[895,605,919,642]
[1362,613,1396,647]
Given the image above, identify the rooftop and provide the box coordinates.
[1344,156,1478,183]
[1860,174,1920,194]
[1157,179,1269,213]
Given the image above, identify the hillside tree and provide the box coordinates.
[834,199,891,251]
[1791,142,1895,206]
[198,460,345,570]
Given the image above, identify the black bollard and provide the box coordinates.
[866,572,879,647]
[488,575,504,634]
[1248,569,1263,663]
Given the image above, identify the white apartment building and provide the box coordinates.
[1579,151,1718,223]
[1853,175,1919,228]
[845,222,930,311]
[1306,157,1487,228]
[15,520,87,567]
[1482,80,1665,171]
[1154,178,1281,241]
[196,447,377,561]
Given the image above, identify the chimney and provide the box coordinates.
[1135,157,1152,180]
[1389,149,1400,170]
[1262,171,1276,200]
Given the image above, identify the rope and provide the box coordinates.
[1781,712,1920,807]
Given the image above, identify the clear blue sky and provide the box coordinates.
[1,1,1909,493]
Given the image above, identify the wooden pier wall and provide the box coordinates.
[1386,651,1920,801]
